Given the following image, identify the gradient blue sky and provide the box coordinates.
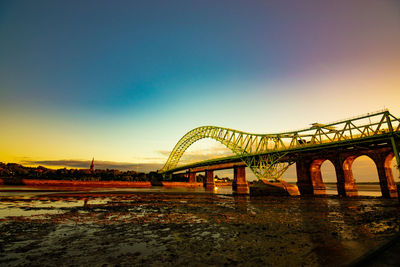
[0,0,399,179]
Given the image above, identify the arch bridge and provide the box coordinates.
[159,110,400,197]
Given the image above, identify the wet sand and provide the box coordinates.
[0,188,399,266]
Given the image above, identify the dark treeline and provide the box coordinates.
[0,162,232,183]
[0,162,162,182]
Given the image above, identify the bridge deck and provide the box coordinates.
[161,132,399,174]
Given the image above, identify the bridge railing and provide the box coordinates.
[272,110,399,151]
[160,110,400,173]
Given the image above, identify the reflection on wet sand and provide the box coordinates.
[0,187,399,266]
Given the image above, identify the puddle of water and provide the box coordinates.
[0,207,61,219]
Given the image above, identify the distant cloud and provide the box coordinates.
[20,159,163,173]
[17,145,233,173]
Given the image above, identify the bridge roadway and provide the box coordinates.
[164,132,399,173]
[160,110,400,197]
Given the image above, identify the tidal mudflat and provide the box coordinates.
[0,188,399,266]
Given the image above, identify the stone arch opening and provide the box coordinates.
[309,159,337,195]
[319,160,337,182]
[320,160,337,194]
[351,155,380,196]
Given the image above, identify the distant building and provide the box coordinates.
[90,158,94,172]
[80,158,95,175]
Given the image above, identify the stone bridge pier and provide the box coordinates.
[204,170,215,189]
[188,171,196,184]
[233,166,248,194]
[296,147,398,198]
[369,151,397,198]
[186,164,249,194]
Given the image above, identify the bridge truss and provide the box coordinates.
[159,110,400,180]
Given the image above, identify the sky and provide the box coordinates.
[0,0,399,181]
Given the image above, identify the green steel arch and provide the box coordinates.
[160,110,400,180]
[159,126,291,180]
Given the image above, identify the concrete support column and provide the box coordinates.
[188,172,196,184]
[296,159,314,195]
[233,166,248,194]
[204,170,215,189]
[371,153,398,198]
[333,157,358,197]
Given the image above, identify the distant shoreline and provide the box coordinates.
[0,178,152,188]
[324,182,380,185]
[1,177,382,186]
[287,181,381,185]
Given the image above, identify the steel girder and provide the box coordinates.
[159,110,400,180]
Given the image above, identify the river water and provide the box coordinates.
[0,184,399,266]
[325,183,383,197]
[0,183,385,219]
